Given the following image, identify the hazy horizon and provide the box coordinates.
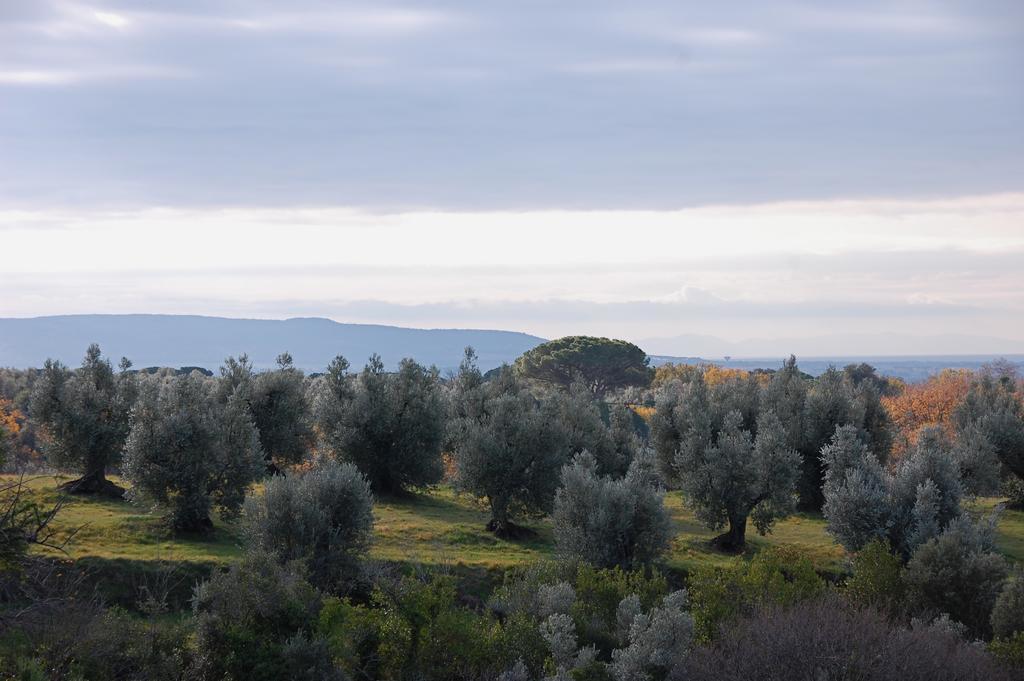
[2,1,1022,348]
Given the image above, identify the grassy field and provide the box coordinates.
[14,474,1024,580]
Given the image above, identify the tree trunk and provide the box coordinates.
[57,468,125,498]
[711,513,748,553]
[486,497,536,539]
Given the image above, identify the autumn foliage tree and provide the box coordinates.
[0,399,19,469]
[882,369,973,459]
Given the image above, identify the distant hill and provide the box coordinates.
[639,332,1024,358]
[0,315,546,373]
[649,354,1024,382]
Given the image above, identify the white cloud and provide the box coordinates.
[93,10,128,29]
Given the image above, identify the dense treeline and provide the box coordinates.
[1,340,1024,679]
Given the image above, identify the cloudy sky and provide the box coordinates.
[1,1,1022,355]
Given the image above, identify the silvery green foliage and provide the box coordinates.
[991,567,1024,639]
[616,594,643,642]
[663,375,801,549]
[30,344,137,486]
[191,551,328,679]
[911,613,969,640]
[550,383,637,477]
[449,357,571,531]
[822,424,966,558]
[536,581,576,618]
[821,426,892,552]
[952,424,1002,496]
[280,633,349,681]
[552,449,671,568]
[123,373,264,531]
[954,372,1024,480]
[314,354,446,494]
[497,659,532,681]
[249,352,314,467]
[243,458,373,590]
[610,590,694,681]
[540,613,578,672]
[905,514,1009,637]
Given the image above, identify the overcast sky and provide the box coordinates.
[1,1,1022,354]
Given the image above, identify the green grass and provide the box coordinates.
[11,474,1024,579]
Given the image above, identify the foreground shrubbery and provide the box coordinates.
[683,595,1017,681]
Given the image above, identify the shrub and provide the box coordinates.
[991,568,1024,640]
[904,515,1009,638]
[989,631,1024,670]
[320,573,529,681]
[681,595,1015,681]
[243,459,374,591]
[688,546,825,641]
[191,552,337,681]
[552,450,671,569]
[610,590,694,681]
[844,539,906,616]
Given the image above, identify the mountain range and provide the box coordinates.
[0,315,545,373]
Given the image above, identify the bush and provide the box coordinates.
[844,539,906,616]
[688,546,824,642]
[319,573,536,681]
[904,515,1009,638]
[552,450,671,569]
[243,459,374,591]
[191,552,338,681]
[681,595,1015,681]
[991,568,1024,640]
[8,605,189,681]
[989,631,1024,670]
[610,590,694,681]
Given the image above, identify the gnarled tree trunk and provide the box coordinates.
[57,467,125,498]
[711,512,748,553]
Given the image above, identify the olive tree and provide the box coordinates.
[215,353,313,471]
[243,459,373,590]
[449,359,571,536]
[904,515,1009,637]
[552,449,671,568]
[799,366,892,510]
[316,354,445,494]
[30,344,137,496]
[652,375,800,551]
[955,373,1024,481]
[822,424,965,558]
[514,336,653,396]
[250,353,314,469]
[122,373,264,532]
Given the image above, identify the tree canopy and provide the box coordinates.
[514,336,653,395]
[29,344,137,496]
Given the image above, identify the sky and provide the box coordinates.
[1,1,1023,355]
